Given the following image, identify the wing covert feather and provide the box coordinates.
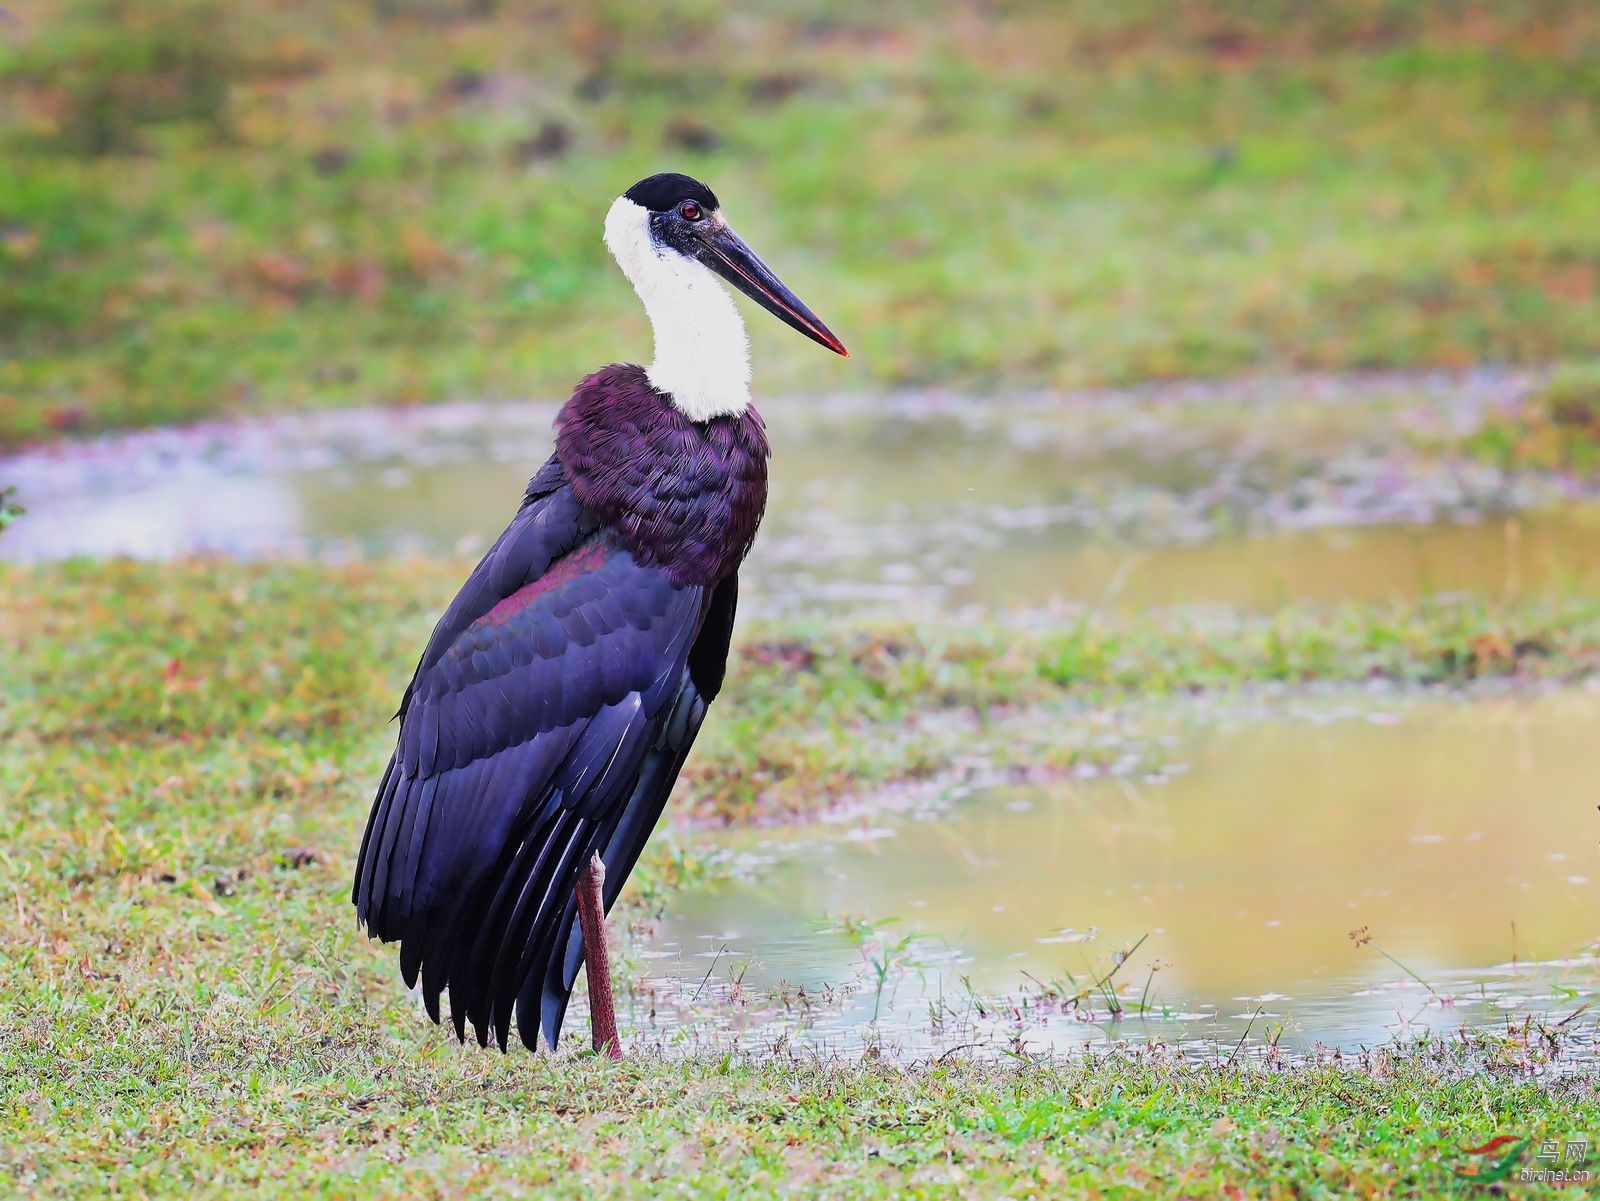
[353,461,734,1051]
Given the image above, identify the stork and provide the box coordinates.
[353,173,847,1058]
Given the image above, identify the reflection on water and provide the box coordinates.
[630,693,1600,1060]
[967,514,1600,611]
[7,387,1597,614]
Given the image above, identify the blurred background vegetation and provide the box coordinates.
[2,0,1600,446]
[7,11,1600,1187]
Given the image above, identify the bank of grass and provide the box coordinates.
[5,0,1600,445]
[5,1031,1595,1198]
[6,558,1600,1194]
[1463,361,1600,474]
[6,557,1600,828]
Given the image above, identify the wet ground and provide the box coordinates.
[629,691,1600,1064]
[8,370,1599,616]
[9,370,1599,1063]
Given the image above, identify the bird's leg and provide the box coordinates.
[575,851,623,1060]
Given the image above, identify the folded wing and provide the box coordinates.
[353,458,734,1050]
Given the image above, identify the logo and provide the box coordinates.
[1450,1135,1591,1185]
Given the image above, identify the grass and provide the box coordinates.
[5,1034,1596,1197]
[8,557,1600,826]
[6,560,1600,1196]
[1461,360,1600,474]
[9,3,1600,1192]
[0,486,22,533]
[5,0,1600,445]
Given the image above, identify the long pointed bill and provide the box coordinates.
[697,223,848,356]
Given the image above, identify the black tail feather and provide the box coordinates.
[354,668,713,1052]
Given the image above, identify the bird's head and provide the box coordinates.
[604,172,848,360]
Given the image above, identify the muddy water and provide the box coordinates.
[7,380,1597,614]
[12,382,1599,1063]
[629,694,1600,1060]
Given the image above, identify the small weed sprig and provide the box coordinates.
[1349,926,1443,1003]
[1031,933,1153,1019]
[831,914,934,1021]
[0,486,23,536]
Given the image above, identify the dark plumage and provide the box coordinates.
[353,365,767,1051]
[624,172,719,214]
[353,171,844,1058]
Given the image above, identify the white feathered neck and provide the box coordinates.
[603,196,751,421]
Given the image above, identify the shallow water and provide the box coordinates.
[7,378,1595,615]
[12,382,1599,1066]
[627,693,1600,1062]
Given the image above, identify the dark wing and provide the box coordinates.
[534,570,739,1043]
[353,457,737,1052]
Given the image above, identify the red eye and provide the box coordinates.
[678,200,702,221]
